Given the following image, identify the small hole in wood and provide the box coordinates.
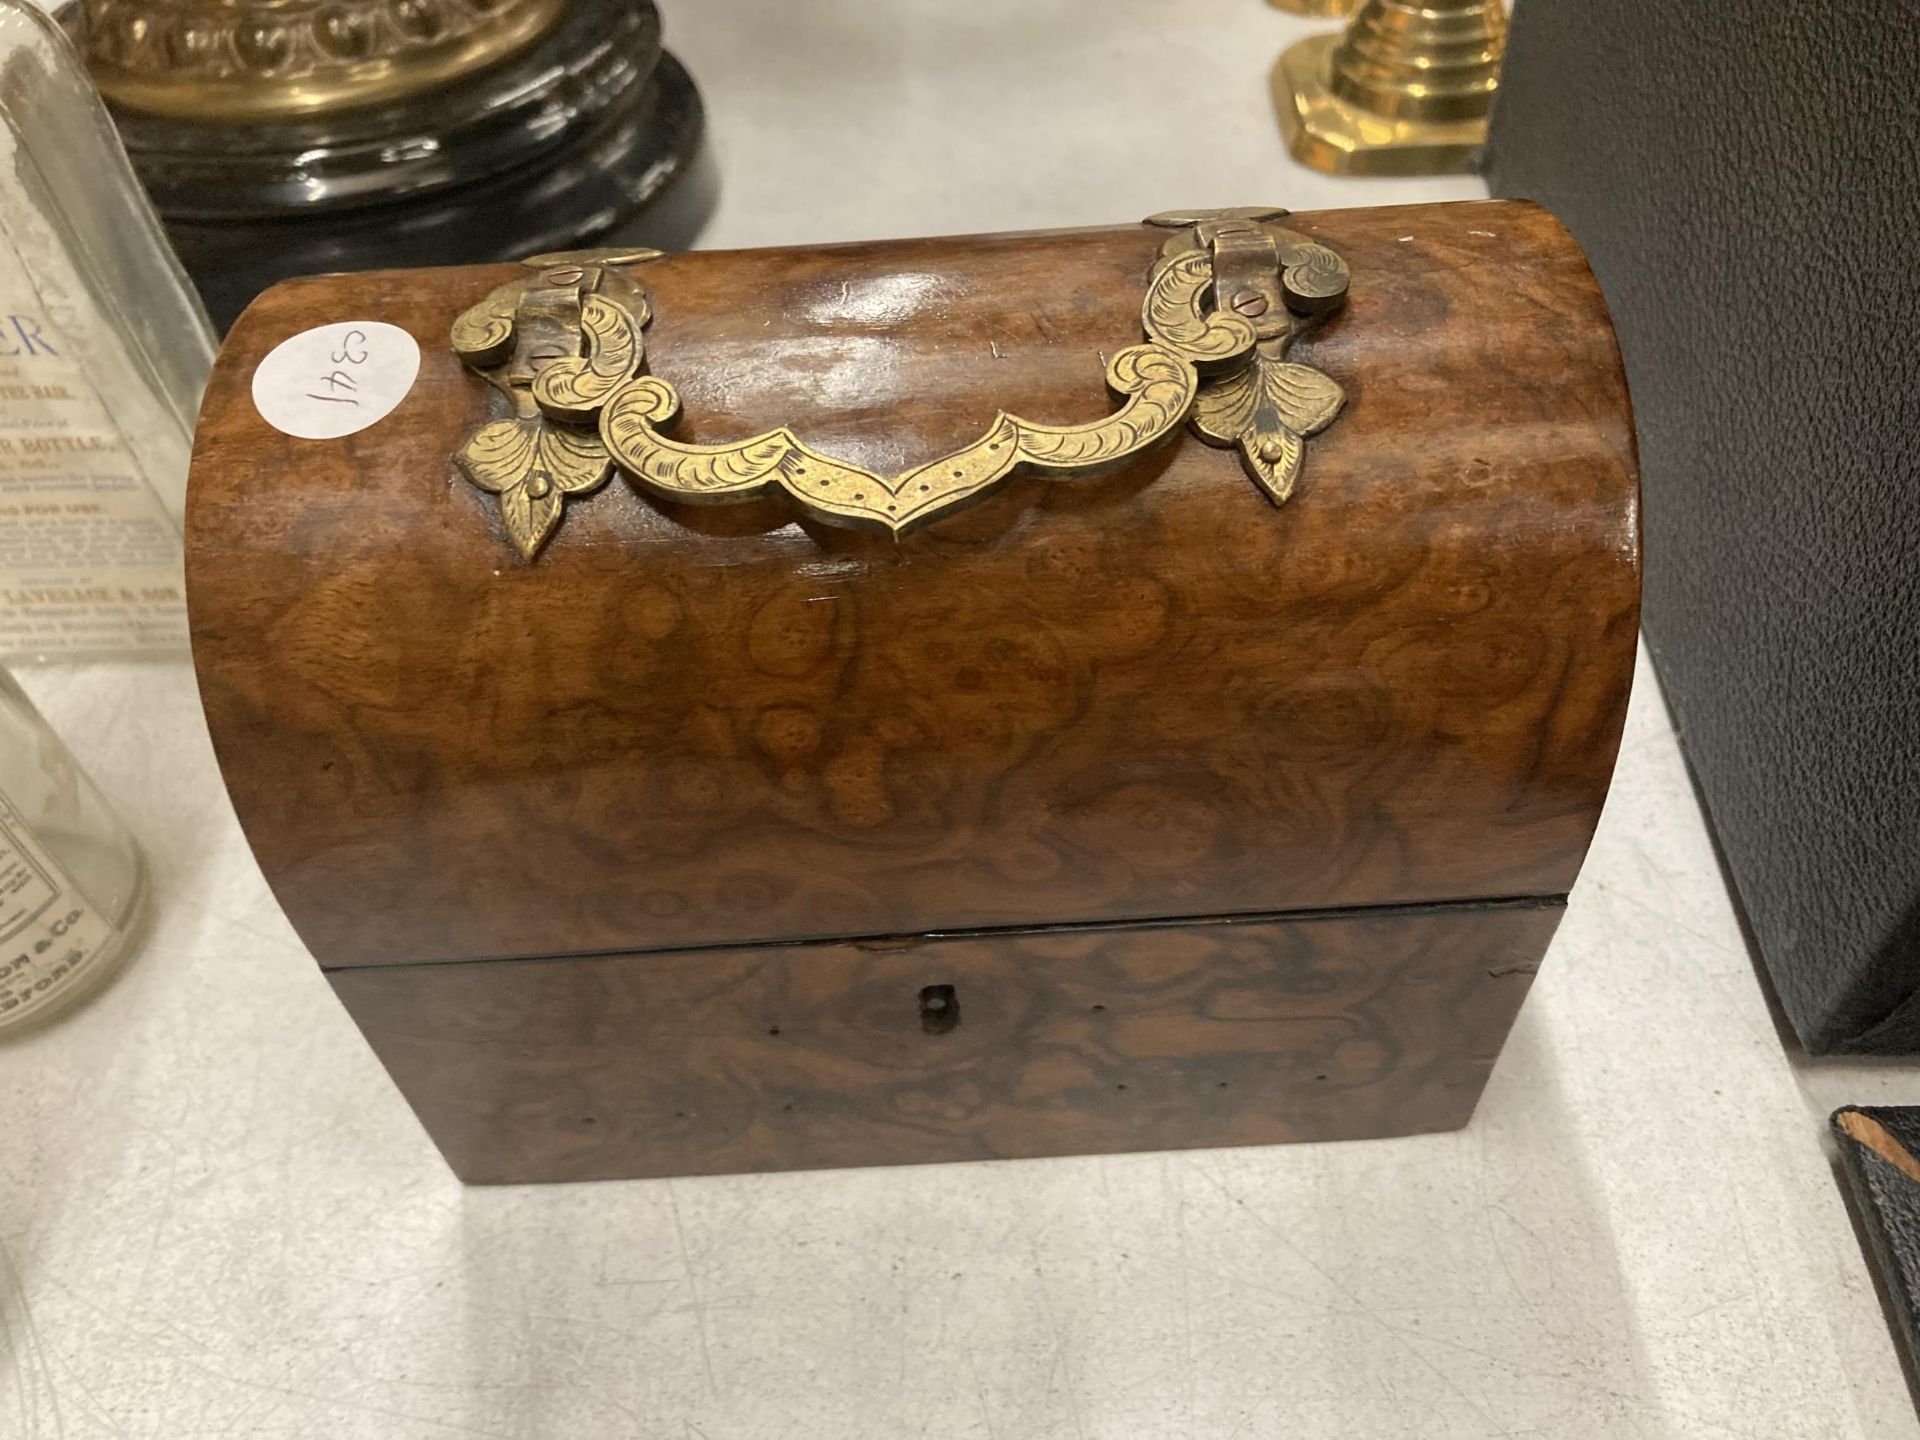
[1090,1003,1106,1013]
[919,984,959,1036]
[767,1025,782,1037]
[1115,1083,1129,1092]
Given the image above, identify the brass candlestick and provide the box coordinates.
[1274,0,1507,176]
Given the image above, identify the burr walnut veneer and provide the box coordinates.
[186,201,1640,1182]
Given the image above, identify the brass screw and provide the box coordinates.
[1230,290,1270,317]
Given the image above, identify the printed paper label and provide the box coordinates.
[0,792,119,1029]
[0,272,191,658]
[251,321,421,440]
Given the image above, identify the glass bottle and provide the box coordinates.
[0,0,214,661]
[0,665,145,1033]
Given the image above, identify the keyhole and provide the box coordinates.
[919,984,959,1036]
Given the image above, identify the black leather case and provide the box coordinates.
[1486,1,1920,1052]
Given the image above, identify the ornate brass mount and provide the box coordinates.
[451,248,661,559]
[1143,208,1349,505]
[449,213,1349,556]
[84,0,569,122]
[1274,0,1508,176]
[1264,0,1360,16]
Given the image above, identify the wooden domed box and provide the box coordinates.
[185,201,1639,1183]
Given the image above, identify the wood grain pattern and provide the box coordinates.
[330,901,1561,1183]
[186,200,1639,969]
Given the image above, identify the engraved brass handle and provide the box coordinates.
[450,214,1349,558]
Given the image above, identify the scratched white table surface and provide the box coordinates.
[6,3,1919,1437]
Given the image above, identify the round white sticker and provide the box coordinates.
[250,320,421,439]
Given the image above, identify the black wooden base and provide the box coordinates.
[114,0,711,331]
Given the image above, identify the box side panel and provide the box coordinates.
[328,900,1562,1183]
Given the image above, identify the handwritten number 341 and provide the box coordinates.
[307,328,370,406]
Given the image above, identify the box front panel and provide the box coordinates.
[330,900,1561,1183]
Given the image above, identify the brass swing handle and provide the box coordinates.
[450,213,1350,558]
